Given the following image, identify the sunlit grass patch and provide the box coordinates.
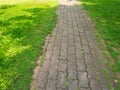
[0,0,58,90]
[0,0,33,5]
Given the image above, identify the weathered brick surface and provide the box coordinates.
[90,79,102,90]
[80,88,90,90]
[46,51,52,60]
[46,79,57,90]
[36,87,45,90]
[37,72,48,88]
[67,55,76,65]
[76,59,86,71]
[58,60,67,72]
[31,0,114,90]
[57,88,67,90]
[40,60,50,72]
[59,49,67,60]
[87,64,97,79]
[68,80,78,90]
[78,72,89,88]
[68,63,77,79]
[57,72,67,89]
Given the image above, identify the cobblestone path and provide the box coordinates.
[31,0,114,90]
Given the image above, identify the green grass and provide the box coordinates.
[80,0,120,72]
[80,0,120,89]
[0,0,58,90]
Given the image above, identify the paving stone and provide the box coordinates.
[53,47,61,55]
[68,63,77,79]
[49,37,56,43]
[68,41,74,46]
[68,80,78,90]
[82,45,91,54]
[58,60,67,72]
[57,88,67,90]
[90,79,102,90]
[46,79,57,90]
[54,46,61,51]
[68,30,73,35]
[59,49,67,60]
[48,55,58,79]
[76,50,84,59]
[84,54,94,65]
[81,38,88,46]
[78,28,84,33]
[76,58,86,71]
[61,43,67,50]
[36,87,45,90]
[51,55,59,63]
[62,37,68,43]
[76,50,84,57]
[37,72,48,88]
[80,88,90,90]
[86,64,97,79]
[67,55,76,65]
[74,34,80,40]
[57,72,67,88]
[40,60,50,72]
[48,65,58,79]
[80,32,86,40]
[75,43,82,50]
[87,37,96,49]
[54,40,61,48]
[78,72,89,88]
[47,43,54,51]
[46,51,52,60]
[63,31,68,36]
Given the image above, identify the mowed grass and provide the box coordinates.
[0,0,33,5]
[80,0,120,71]
[0,0,58,90]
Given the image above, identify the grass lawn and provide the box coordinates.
[80,0,120,89]
[0,0,58,89]
[0,0,33,5]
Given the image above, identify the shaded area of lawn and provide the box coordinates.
[0,1,58,90]
[80,0,120,72]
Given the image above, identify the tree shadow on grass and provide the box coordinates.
[0,12,4,15]
[0,4,57,90]
[0,4,16,9]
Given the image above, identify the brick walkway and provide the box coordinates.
[31,0,114,90]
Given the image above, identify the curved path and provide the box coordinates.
[31,0,114,90]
